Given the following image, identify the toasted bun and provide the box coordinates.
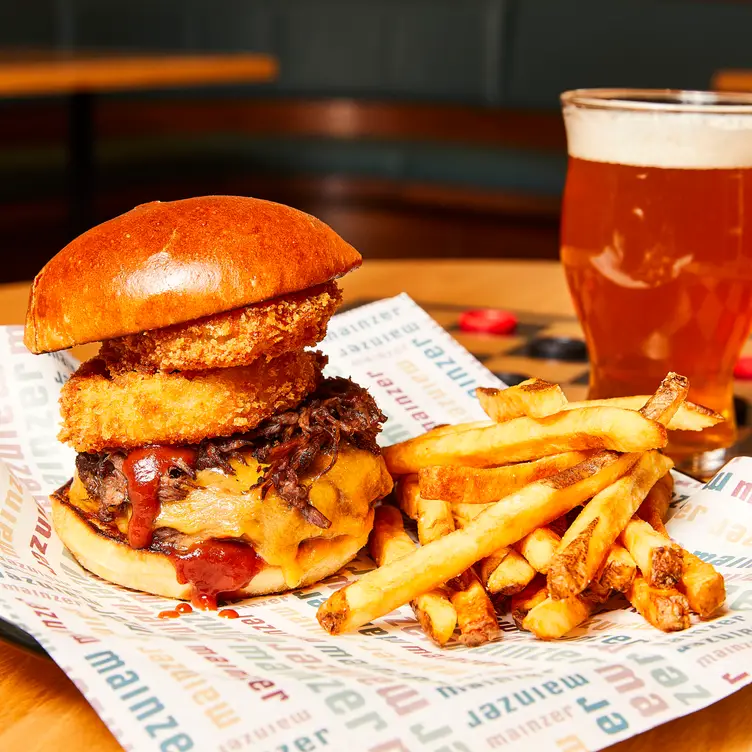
[51,489,372,601]
[25,196,361,353]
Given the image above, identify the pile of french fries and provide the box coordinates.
[317,373,728,645]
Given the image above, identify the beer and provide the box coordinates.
[560,90,752,472]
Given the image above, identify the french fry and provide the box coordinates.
[477,379,567,422]
[514,526,561,574]
[637,473,674,531]
[395,475,421,520]
[584,544,637,603]
[636,372,689,424]
[425,420,495,437]
[510,577,548,628]
[582,579,612,605]
[680,552,726,618]
[452,504,536,594]
[451,502,538,593]
[418,497,457,543]
[478,549,537,595]
[398,475,499,644]
[523,595,595,639]
[318,450,640,634]
[452,502,494,528]
[418,452,590,503]
[546,372,687,600]
[547,451,674,600]
[626,576,691,632]
[369,505,457,646]
[597,544,637,593]
[446,570,501,646]
[621,518,684,588]
[637,477,725,617]
[383,407,667,475]
[563,396,722,431]
[319,372,717,639]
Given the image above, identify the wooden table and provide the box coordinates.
[0,50,278,234]
[0,260,750,752]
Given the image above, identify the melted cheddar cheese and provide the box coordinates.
[68,445,392,588]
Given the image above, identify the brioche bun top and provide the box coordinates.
[25,196,361,353]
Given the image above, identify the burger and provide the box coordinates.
[24,196,392,609]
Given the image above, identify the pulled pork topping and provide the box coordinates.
[75,377,386,530]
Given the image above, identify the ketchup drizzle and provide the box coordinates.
[121,446,261,609]
[168,540,262,610]
[122,446,197,549]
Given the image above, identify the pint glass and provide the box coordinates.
[560,90,752,475]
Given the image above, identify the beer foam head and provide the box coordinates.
[564,103,752,169]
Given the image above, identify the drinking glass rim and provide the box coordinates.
[561,88,752,114]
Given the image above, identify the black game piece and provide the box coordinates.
[527,337,588,363]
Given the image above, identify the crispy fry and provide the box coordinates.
[582,579,612,605]
[398,476,499,644]
[383,407,666,475]
[425,420,495,437]
[636,481,725,618]
[396,476,455,543]
[477,379,567,422]
[635,476,725,618]
[317,450,639,634]
[510,577,548,628]
[418,452,590,503]
[621,518,684,588]
[637,473,674,531]
[452,496,561,573]
[523,595,595,639]
[597,544,637,593]
[410,591,458,645]
[418,498,456,544]
[563,396,722,431]
[447,570,501,646]
[479,549,537,595]
[514,526,561,574]
[546,373,686,600]
[548,451,673,600]
[680,552,726,618]
[368,505,457,646]
[451,502,494,528]
[395,475,421,520]
[451,503,537,594]
[626,576,691,632]
[584,544,637,603]
[320,373,714,639]
[638,372,690,424]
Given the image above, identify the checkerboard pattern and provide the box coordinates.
[342,297,752,428]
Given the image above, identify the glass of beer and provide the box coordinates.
[560,89,752,476]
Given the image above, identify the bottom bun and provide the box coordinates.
[51,489,372,601]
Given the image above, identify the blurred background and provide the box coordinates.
[2,0,752,283]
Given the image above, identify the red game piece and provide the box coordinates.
[734,356,752,380]
[459,309,517,335]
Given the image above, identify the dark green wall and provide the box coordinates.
[3,1,751,107]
